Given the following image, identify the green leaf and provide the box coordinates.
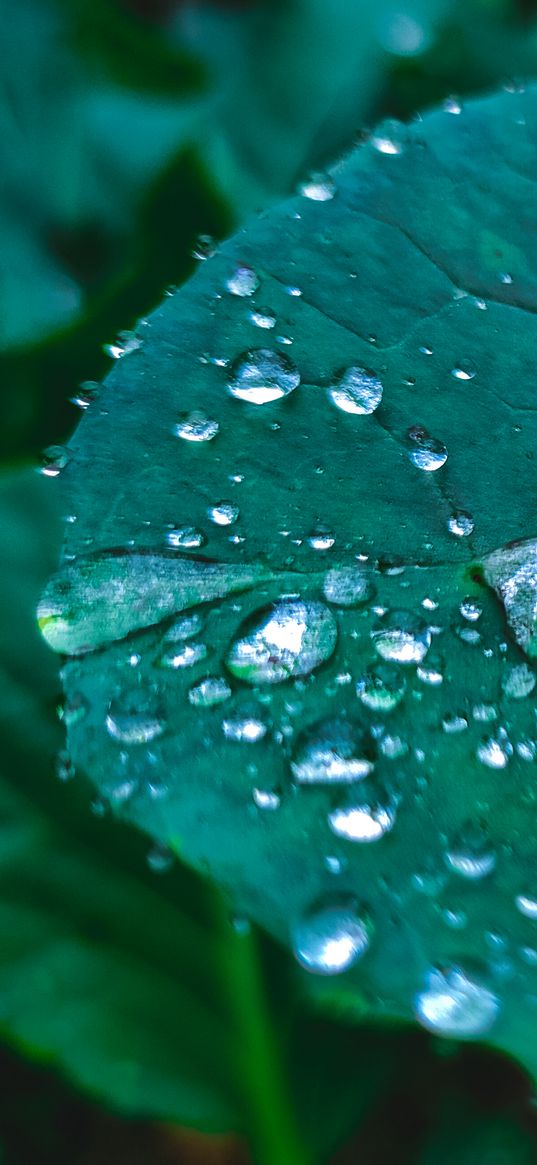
[42,84,537,1086]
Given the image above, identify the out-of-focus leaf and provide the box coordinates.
[45,85,537,1085]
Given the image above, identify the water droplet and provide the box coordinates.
[328,798,395,842]
[307,526,335,551]
[451,361,476,381]
[164,614,205,642]
[105,331,142,359]
[371,610,431,664]
[291,717,374,784]
[443,95,462,115]
[477,731,512,769]
[460,598,482,622]
[226,599,337,684]
[327,367,383,415]
[253,787,281,810]
[248,308,276,330]
[322,565,375,607]
[192,234,216,261]
[222,710,267,742]
[157,641,208,669]
[515,893,537,920]
[71,381,100,409]
[414,965,500,1036]
[502,663,536,699]
[379,732,408,759]
[448,511,474,537]
[371,130,404,155]
[455,624,481,646]
[147,843,175,873]
[298,172,336,201]
[39,445,70,477]
[291,897,371,975]
[106,687,166,744]
[228,349,300,405]
[444,824,496,880]
[55,749,75,781]
[225,265,260,297]
[407,427,448,471]
[416,654,444,685]
[59,692,89,727]
[442,712,468,734]
[166,526,206,550]
[472,703,497,723]
[174,411,219,442]
[356,663,406,711]
[188,676,232,707]
[483,539,537,658]
[207,501,240,527]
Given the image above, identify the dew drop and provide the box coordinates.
[460,598,482,622]
[451,361,476,381]
[448,511,474,537]
[298,172,336,201]
[414,965,500,1037]
[371,131,404,155]
[477,731,512,769]
[442,712,468,734]
[356,663,406,711]
[515,893,537,920]
[253,787,281,810]
[71,381,100,409]
[174,411,219,442]
[39,445,70,477]
[192,234,216,261]
[291,897,371,975]
[225,265,260,297]
[322,565,375,607]
[156,641,208,670]
[307,527,335,551]
[226,599,337,684]
[228,349,300,405]
[248,308,276,330]
[166,526,206,550]
[416,654,444,685]
[327,367,383,415]
[188,676,232,707]
[106,687,166,744]
[444,824,496,880]
[443,95,462,115]
[407,428,448,471]
[328,799,396,842]
[208,501,240,527]
[371,609,431,664]
[291,717,374,785]
[164,614,205,642]
[55,749,75,781]
[105,331,142,359]
[147,844,175,873]
[222,711,267,742]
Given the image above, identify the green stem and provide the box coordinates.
[215,895,312,1165]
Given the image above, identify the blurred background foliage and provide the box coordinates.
[4,1,537,1161]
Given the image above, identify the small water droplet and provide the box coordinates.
[322,565,375,607]
[327,367,383,415]
[208,501,240,527]
[226,599,337,684]
[371,130,404,155]
[442,712,468,734]
[515,893,537,920]
[248,307,276,330]
[222,710,267,742]
[147,843,175,873]
[371,609,431,664]
[39,445,70,477]
[414,965,500,1036]
[356,663,406,711]
[228,349,300,405]
[174,411,219,442]
[291,717,374,785]
[407,427,448,471]
[477,731,512,769]
[157,641,208,670]
[55,749,75,781]
[448,511,474,537]
[192,234,216,261]
[444,824,496,880]
[225,265,260,297]
[188,676,232,707]
[59,692,89,727]
[105,331,143,359]
[451,361,476,381]
[106,687,166,744]
[416,654,444,685]
[298,172,336,201]
[460,598,482,622]
[328,798,396,842]
[166,526,206,550]
[291,897,371,975]
[443,95,462,115]
[71,381,100,409]
[164,614,205,642]
[252,787,281,810]
[307,526,335,551]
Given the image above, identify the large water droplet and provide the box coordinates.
[483,539,537,657]
[322,565,375,607]
[291,897,371,975]
[106,687,166,744]
[327,367,383,415]
[502,662,536,699]
[174,411,219,442]
[448,511,475,537]
[228,349,300,404]
[356,663,406,711]
[371,610,431,664]
[291,717,374,784]
[226,599,337,684]
[414,965,500,1037]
